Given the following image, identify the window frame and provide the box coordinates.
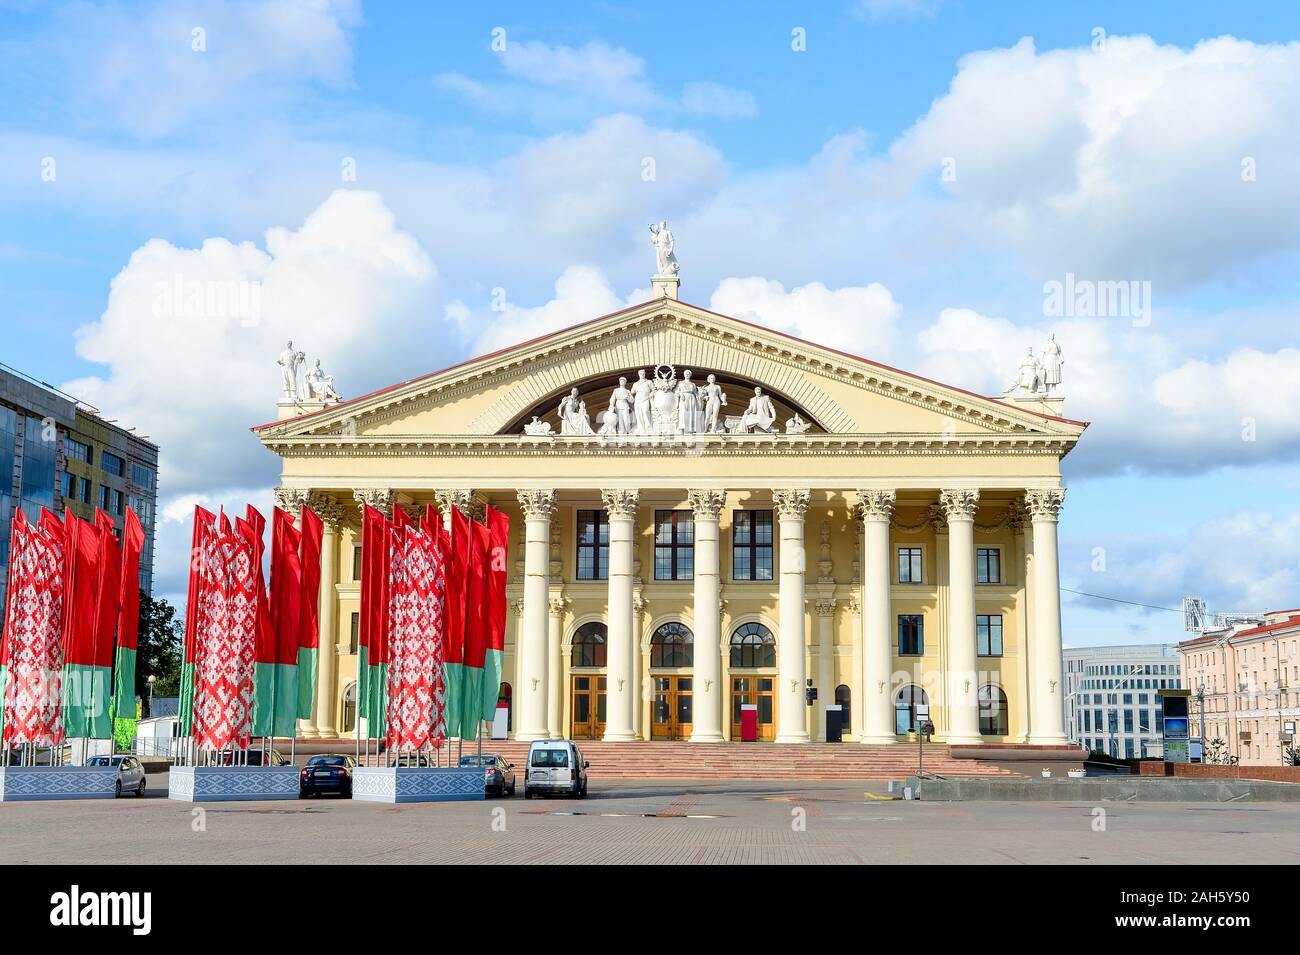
[897,614,924,656]
[654,509,694,581]
[978,684,1009,736]
[897,546,923,584]
[976,614,1004,657]
[100,450,125,478]
[729,622,776,669]
[976,547,1002,584]
[576,509,610,581]
[571,622,608,669]
[731,509,774,582]
[650,621,694,668]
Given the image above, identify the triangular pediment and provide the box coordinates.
[254,298,1085,447]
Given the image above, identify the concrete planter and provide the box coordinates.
[0,766,118,802]
[168,765,300,802]
[351,767,484,804]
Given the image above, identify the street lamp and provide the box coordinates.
[147,674,156,717]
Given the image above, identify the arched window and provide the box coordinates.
[730,622,776,669]
[341,682,357,734]
[979,685,1009,736]
[835,684,851,733]
[497,682,513,732]
[571,622,607,668]
[894,684,928,735]
[650,622,693,667]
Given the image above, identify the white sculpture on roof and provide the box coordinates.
[277,340,304,400]
[649,221,679,276]
[1004,336,1064,400]
[305,359,342,402]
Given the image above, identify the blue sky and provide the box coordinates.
[2,0,1299,646]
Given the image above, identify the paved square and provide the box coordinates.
[2,775,1299,864]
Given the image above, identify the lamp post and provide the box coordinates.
[147,674,156,718]
[1196,681,1207,763]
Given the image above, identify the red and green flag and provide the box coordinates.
[357,504,390,737]
[112,508,144,718]
[482,505,509,724]
[443,505,470,738]
[456,514,491,739]
[297,506,323,721]
[62,511,115,739]
[253,507,301,738]
[179,505,217,736]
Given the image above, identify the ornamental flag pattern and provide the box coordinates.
[191,530,258,752]
[1,511,66,747]
[385,522,447,752]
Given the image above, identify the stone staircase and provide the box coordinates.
[422,740,1021,782]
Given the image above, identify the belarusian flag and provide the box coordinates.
[113,508,144,718]
[62,512,110,739]
[482,505,510,725]
[179,505,217,737]
[358,504,389,737]
[444,505,471,737]
[458,514,491,739]
[297,506,322,722]
[253,507,301,738]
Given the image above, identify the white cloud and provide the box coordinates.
[681,81,758,120]
[152,485,275,602]
[854,0,941,22]
[888,35,1300,286]
[62,189,435,495]
[459,265,630,355]
[709,277,900,357]
[45,0,362,138]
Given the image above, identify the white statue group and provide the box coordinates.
[525,364,807,438]
[1004,333,1064,399]
[277,340,342,403]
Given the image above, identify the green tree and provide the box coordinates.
[137,593,183,705]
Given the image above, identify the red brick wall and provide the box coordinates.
[1138,761,1300,783]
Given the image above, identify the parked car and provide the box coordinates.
[86,754,147,797]
[458,754,515,796]
[300,754,356,797]
[523,740,587,799]
[394,753,434,768]
[217,749,288,767]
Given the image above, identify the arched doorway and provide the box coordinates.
[729,622,776,741]
[497,682,513,732]
[570,622,607,739]
[649,622,693,740]
[341,682,357,736]
[834,684,852,734]
[978,684,1009,737]
[894,684,928,736]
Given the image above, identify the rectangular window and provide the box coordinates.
[976,614,1003,656]
[576,509,609,580]
[65,437,91,464]
[976,547,1001,583]
[1139,710,1151,733]
[110,488,124,516]
[1082,710,1091,732]
[130,462,154,489]
[897,615,924,656]
[732,510,773,581]
[79,477,92,504]
[1124,710,1134,733]
[59,470,74,498]
[97,484,110,510]
[898,546,922,583]
[100,450,125,477]
[352,544,362,582]
[654,510,693,581]
[349,612,359,654]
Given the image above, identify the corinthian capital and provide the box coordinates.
[600,488,639,519]
[434,488,477,521]
[772,488,810,521]
[687,488,727,521]
[856,488,896,523]
[273,487,310,513]
[516,488,557,520]
[304,491,346,530]
[1024,488,1066,522]
[352,487,394,516]
[939,488,980,522]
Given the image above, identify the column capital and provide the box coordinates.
[273,486,310,513]
[304,491,346,531]
[548,594,569,617]
[600,488,639,519]
[434,488,478,520]
[855,488,896,522]
[517,488,558,520]
[939,487,980,522]
[772,487,811,521]
[352,487,394,516]
[687,488,727,521]
[815,598,837,617]
[1025,487,1066,522]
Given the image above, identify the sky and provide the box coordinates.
[2,0,1299,648]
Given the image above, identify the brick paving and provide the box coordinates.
[2,776,1299,864]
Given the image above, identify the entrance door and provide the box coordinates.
[730,676,776,741]
[570,675,606,739]
[650,676,694,740]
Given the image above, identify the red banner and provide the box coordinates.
[485,505,509,657]
[117,509,144,653]
[61,514,101,668]
[384,524,446,751]
[298,506,323,654]
[92,509,121,670]
[269,508,302,666]
[191,529,258,751]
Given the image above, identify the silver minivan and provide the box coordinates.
[523,740,588,799]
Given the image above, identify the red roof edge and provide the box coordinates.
[251,296,1091,433]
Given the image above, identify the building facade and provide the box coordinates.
[1178,611,1300,766]
[0,363,160,630]
[1062,644,1181,759]
[256,288,1086,746]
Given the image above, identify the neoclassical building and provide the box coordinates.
[255,275,1084,747]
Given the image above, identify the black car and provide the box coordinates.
[458,754,516,796]
[218,748,288,767]
[300,754,356,797]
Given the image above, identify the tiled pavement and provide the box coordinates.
[3,776,1300,864]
